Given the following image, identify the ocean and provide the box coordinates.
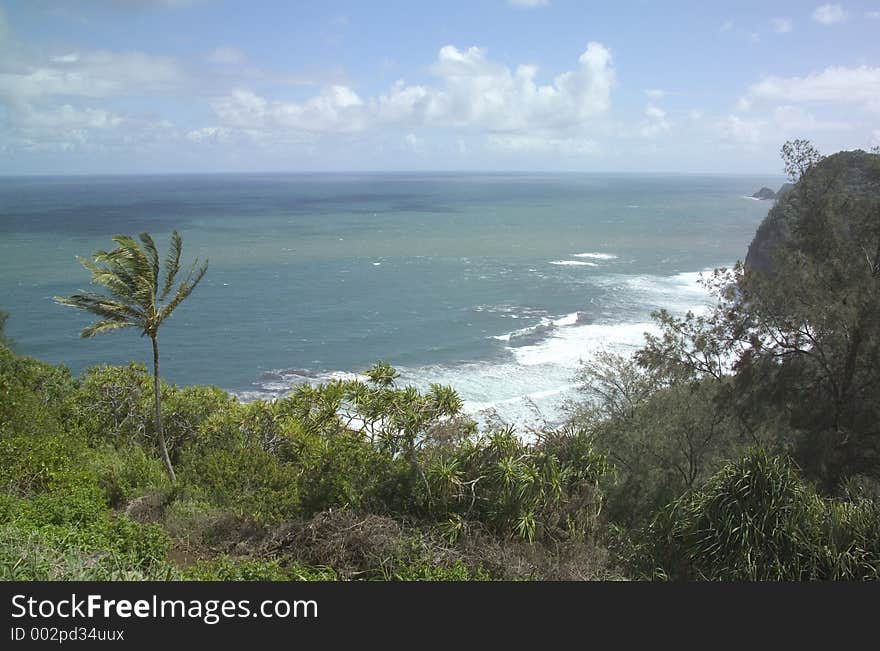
[0,172,777,426]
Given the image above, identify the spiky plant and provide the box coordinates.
[55,231,208,482]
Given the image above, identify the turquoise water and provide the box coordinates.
[0,173,776,424]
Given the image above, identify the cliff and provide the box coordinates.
[744,150,880,275]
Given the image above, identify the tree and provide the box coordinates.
[781,139,824,182]
[741,151,880,483]
[55,232,208,482]
[637,150,880,486]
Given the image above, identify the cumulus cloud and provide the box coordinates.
[0,12,186,156]
[375,42,614,131]
[645,88,665,99]
[3,101,175,155]
[771,17,793,33]
[716,104,853,148]
[0,50,184,100]
[639,104,672,138]
[209,43,615,147]
[11,104,123,130]
[740,65,880,112]
[213,86,366,133]
[812,4,848,25]
[772,105,851,131]
[186,126,231,143]
[717,114,764,145]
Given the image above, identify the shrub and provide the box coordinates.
[184,556,338,581]
[0,525,178,581]
[184,556,290,581]
[625,449,880,580]
[91,445,171,507]
[67,364,233,459]
[293,429,408,516]
[178,442,300,526]
[422,426,609,542]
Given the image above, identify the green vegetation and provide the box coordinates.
[567,144,880,579]
[2,143,879,581]
[55,231,208,482]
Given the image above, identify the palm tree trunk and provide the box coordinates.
[151,333,176,483]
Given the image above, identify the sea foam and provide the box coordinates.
[239,269,717,429]
[549,260,597,267]
[572,252,618,260]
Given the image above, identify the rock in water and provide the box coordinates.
[751,187,777,200]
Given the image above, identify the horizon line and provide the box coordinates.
[0,169,785,179]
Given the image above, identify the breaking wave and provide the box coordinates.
[238,268,718,429]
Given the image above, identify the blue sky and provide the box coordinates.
[1,0,878,174]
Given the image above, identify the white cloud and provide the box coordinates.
[872,129,880,147]
[741,65,880,112]
[208,47,244,65]
[376,42,614,132]
[645,88,665,99]
[639,104,672,138]
[867,11,880,18]
[10,104,123,130]
[772,105,850,131]
[213,86,367,133]
[0,50,184,100]
[771,17,793,33]
[718,114,764,145]
[50,53,80,63]
[404,132,425,154]
[186,126,231,143]
[0,30,188,154]
[812,4,848,25]
[209,42,615,149]
[508,0,550,7]
[720,20,735,32]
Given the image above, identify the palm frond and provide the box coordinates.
[133,273,157,312]
[58,230,206,340]
[110,235,154,289]
[80,319,137,338]
[77,257,137,301]
[139,232,160,291]
[158,258,208,324]
[55,293,144,323]
[161,231,183,301]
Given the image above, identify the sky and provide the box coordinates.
[0,0,878,175]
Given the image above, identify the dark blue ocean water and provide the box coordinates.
[0,172,776,423]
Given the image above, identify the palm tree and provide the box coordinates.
[55,231,208,482]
